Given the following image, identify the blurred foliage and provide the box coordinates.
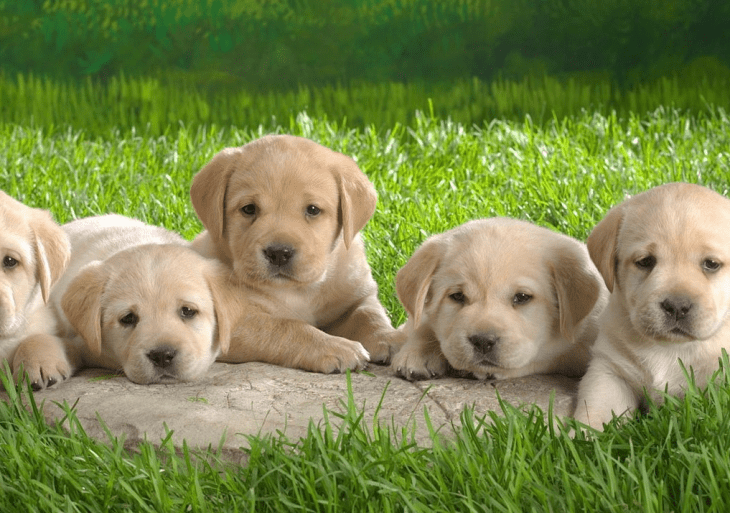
[2,71,728,135]
[0,0,728,90]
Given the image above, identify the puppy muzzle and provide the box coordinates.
[658,295,697,337]
[468,332,501,366]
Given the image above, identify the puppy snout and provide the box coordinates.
[146,346,178,369]
[263,244,295,267]
[660,296,693,321]
[469,333,499,354]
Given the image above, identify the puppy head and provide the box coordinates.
[0,191,69,339]
[397,218,602,375]
[190,135,377,287]
[61,244,238,384]
[588,182,730,344]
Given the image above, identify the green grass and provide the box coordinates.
[3,77,730,510]
[2,72,730,134]
[3,359,730,511]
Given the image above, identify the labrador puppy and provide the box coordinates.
[13,214,239,389]
[190,135,398,374]
[574,182,730,429]
[0,191,69,365]
[390,218,607,381]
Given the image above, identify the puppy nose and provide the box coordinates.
[147,347,177,368]
[263,244,295,267]
[469,333,499,353]
[660,297,693,320]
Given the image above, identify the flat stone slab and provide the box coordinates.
[3,362,578,460]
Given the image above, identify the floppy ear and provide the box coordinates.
[30,209,71,303]
[61,262,107,356]
[205,264,241,356]
[549,244,603,342]
[190,148,240,242]
[395,237,445,327]
[334,155,377,249]
[586,204,625,292]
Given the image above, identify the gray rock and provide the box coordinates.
[4,362,577,461]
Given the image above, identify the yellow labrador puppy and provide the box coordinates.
[13,214,239,389]
[391,218,607,381]
[574,183,730,429]
[190,135,397,374]
[0,191,69,366]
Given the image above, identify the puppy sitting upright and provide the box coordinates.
[574,183,730,430]
[0,191,69,365]
[391,218,607,381]
[190,135,397,374]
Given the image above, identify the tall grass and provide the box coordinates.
[3,357,730,511]
[2,72,730,135]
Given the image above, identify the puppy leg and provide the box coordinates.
[390,322,448,381]
[220,312,370,374]
[573,358,639,430]
[326,295,399,364]
[12,334,78,391]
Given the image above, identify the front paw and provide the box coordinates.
[361,329,406,365]
[12,335,71,391]
[391,345,447,381]
[314,338,370,374]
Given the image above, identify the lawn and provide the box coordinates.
[1,74,730,511]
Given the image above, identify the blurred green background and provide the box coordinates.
[2,0,728,93]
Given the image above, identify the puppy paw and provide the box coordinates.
[314,338,370,374]
[12,335,71,391]
[391,346,447,381]
[363,328,408,365]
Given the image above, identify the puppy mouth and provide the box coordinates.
[475,354,502,368]
[267,270,297,281]
[644,324,697,342]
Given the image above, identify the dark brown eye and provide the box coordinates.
[703,259,722,272]
[635,255,656,270]
[180,306,198,319]
[2,256,18,269]
[306,205,321,216]
[449,292,466,304]
[119,312,139,327]
[513,292,532,306]
[240,204,256,216]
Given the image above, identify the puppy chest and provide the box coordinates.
[273,290,321,325]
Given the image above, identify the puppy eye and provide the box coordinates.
[703,259,722,272]
[180,306,198,319]
[240,204,257,216]
[513,293,533,306]
[2,256,18,269]
[635,255,657,270]
[119,312,139,327]
[306,205,321,217]
[449,292,466,304]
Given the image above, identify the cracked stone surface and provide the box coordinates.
[2,362,578,461]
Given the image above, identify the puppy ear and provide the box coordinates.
[190,148,239,242]
[61,262,106,356]
[334,155,377,249]
[30,209,71,303]
[549,243,602,342]
[396,237,444,327]
[205,264,240,356]
[587,205,625,292]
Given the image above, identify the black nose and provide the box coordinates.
[660,297,693,321]
[469,333,499,353]
[263,244,295,267]
[147,347,177,368]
